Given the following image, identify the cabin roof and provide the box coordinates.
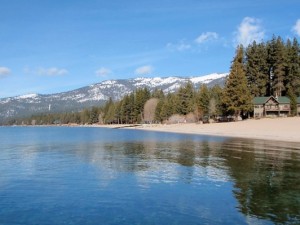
[253,97,269,104]
[277,96,290,104]
[253,96,290,104]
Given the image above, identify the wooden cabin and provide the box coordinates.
[253,96,291,118]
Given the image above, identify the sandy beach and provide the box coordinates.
[108,117,300,143]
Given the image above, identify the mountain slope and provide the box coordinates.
[0,73,228,123]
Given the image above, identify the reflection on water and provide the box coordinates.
[0,127,299,225]
[221,139,300,224]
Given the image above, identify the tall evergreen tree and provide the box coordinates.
[286,38,300,96]
[176,82,195,115]
[152,88,164,99]
[81,109,90,124]
[267,36,287,96]
[196,84,210,117]
[101,97,115,123]
[160,93,177,121]
[120,95,130,123]
[210,85,225,116]
[134,88,151,123]
[285,38,300,115]
[272,37,286,97]
[245,41,269,96]
[222,45,252,119]
[154,98,164,122]
[89,107,99,124]
[104,103,116,124]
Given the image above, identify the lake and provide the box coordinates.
[0,126,299,225]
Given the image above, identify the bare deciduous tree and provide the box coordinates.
[143,98,159,123]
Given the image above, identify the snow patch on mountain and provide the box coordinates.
[133,77,181,88]
[190,73,228,84]
[15,93,39,100]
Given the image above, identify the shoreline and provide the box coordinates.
[113,117,300,143]
[6,117,300,143]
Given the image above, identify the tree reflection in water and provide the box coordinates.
[221,139,300,224]
[73,135,300,224]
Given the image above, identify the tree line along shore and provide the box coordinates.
[7,36,300,126]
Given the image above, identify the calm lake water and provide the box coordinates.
[0,127,299,225]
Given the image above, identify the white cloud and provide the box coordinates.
[95,67,112,77]
[166,41,191,51]
[195,32,218,44]
[134,65,153,75]
[37,67,68,76]
[235,17,265,46]
[292,19,300,36]
[0,67,11,78]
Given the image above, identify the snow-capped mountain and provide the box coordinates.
[0,73,228,123]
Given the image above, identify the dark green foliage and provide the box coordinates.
[287,88,298,116]
[176,82,195,115]
[245,41,269,97]
[102,88,152,124]
[89,107,99,124]
[222,45,252,118]
[210,85,225,116]
[151,88,165,99]
[160,93,178,121]
[268,36,286,97]
[285,38,300,96]
[196,84,210,116]
[245,36,300,98]
[134,88,151,123]
[154,98,164,122]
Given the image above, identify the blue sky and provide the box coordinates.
[0,0,300,98]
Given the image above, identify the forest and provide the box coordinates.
[10,36,300,126]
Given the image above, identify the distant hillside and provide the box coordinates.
[0,73,228,123]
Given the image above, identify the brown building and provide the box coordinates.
[253,96,291,118]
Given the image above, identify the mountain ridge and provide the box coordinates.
[0,73,228,123]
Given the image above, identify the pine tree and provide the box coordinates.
[154,98,164,122]
[286,38,300,96]
[196,84,210,117]
[134,88,151,123]
[272,37,286,97]
[160,93,177,121]
[176,82,195,115]
[89,107,99,124]
[104,103,116,124]
[81,109,90,124]
[245,41,269,96]
[210,85,224,116]
[114,101,122,124]
[222,45,252,119]
[152,88,164,99]
[120,95,130,124]
[267,36,287,96]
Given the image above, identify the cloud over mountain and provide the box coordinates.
[0,67,11,78]
[235,17,265,46]
[96,67,112,77]
[134,65,153,75]
[37,67,69,76]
